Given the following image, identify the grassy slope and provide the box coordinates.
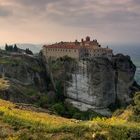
[0,99,140,140]
[0,99,92,140]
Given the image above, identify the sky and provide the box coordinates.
[0,0,140,46]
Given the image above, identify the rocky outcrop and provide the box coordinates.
[0,50,139,116]
[0,51,48,103]
[57,54,139,116]
[112,54,137,106]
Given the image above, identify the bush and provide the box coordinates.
[134,92,140,107]
[37,96,48,108]
[133,92,140,115]
[113,109,125,116]
[65,103,102,120]
[72,113,82,120]
[129,92,140,122]
[66,103,79,117]
[0,111,4,116]
[55,81,65,102]
[93,132,107,140]
[51,103,66,116]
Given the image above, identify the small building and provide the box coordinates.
[42,36,113,60]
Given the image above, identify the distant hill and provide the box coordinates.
[16,44,42,53]
[0,44,43,54]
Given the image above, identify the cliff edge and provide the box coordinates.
[0,50,48,104]
[47,54,140,116]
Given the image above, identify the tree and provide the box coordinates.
[13,44,18,52]
[8,45,13,52]
[5,44,9,51]
[25,48,33,55]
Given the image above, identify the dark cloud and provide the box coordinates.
[1,0,140,27]
[0,0,140,43]
[43,0,140,28]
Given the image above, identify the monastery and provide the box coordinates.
[43,36,113,60]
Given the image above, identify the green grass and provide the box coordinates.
[0,57,23,65]
[0,99,93,140]
[0,75,140,140]
[91,117,140,140]
[0,98,140,140]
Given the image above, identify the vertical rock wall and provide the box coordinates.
[65,55,137,114]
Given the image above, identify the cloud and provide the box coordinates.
[0,0,140,44]
[1,0,140,26]
[46,0,140,25]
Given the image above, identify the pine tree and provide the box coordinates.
[14,44,18,52]
[25,48,33,55]
[5,44,9,51]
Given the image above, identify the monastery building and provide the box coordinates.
[43,36,113,60]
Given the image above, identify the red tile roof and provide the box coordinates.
[43,44,80,49]
[43,42,113,51]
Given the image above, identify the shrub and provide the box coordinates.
[0,111,4,116]
[37,96,48,108]
[72,113,82,120]
[93,132,107,140]
[134,92,140,107]
[128,92,140,122]
[66,103,79,117]
[65,103,102,120]
[55,81,65,102]
[51,103,66,116]
[113,108,125,116]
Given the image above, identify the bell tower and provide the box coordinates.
[86,36,90,42]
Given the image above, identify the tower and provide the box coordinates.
[86,36,90,42]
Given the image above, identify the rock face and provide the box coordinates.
[0,50,139,116]
[112,54,136,106]
[63,54,138,115]
[0,51,48,103]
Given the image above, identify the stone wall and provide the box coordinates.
[42,46,79,59]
